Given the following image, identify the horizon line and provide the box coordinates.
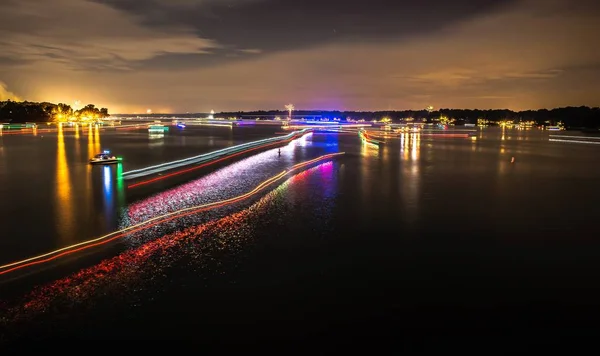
[113,105,600,116]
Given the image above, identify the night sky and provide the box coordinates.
[0,0,598,113]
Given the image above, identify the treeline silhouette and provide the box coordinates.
[218,106,600,128]
[0,100,109,123]
[122,106,600,129]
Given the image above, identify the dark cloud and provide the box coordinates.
[96,0,517,52]
[129,48,261,71]
[0,56,26,66]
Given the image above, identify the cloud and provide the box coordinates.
[97,0,517,55]
[0,0,599,112]
[0,0,217,70]
[239,49,262,54]
[0,81,20,101]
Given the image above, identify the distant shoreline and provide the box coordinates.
[0,100,109,124]
[114,106,600,129]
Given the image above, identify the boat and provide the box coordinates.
[89,150,121,165]
[148,124,169,133]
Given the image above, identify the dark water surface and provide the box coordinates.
[0,125,278,264]
[2,127,600,343]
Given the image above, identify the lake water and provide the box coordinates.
[0,124,279,265]
[1,126,600,343]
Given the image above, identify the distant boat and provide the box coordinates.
[89,150,121,165]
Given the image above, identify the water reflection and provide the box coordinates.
[123,142,309,228]
[2,179,297,322]
[93,125,101,154]
[360,140,379,158]
[102,166,114,227]
[116,163,125,210]
[294,132,312,147]
[74,124,81,160]
[55,124,74,242]
[359,140,377,204]
[87,126,94,158]
[411,133,421,161]
[400,132,421,224]
[401,133,410,161]
[318,161,336,199]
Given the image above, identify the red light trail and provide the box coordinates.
[128,133,308,188]
[0,152,344,276]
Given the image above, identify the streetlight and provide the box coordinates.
[285,104,294,119]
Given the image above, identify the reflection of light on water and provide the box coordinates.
[123,137,312,228]
[74,125,81,159]
[360,139,378,158]
[400,133,420,161]
[411,133,420,161]
[4,166,328,321]
[318,161,336,199]
[320,161,333,181]
[115,163,127,227]
[84,127,94,220]
[103,166,114,227]
[55,124,74,242]
[149,134,165,146]
[87,126,94,158]
[397,133,420,224]
[400,132,405,150]
[382,144,390,161]
[401,133,410,161]
[93,125,101,154]
[103,166,112,194]
[288,131,312,148]
[116,163,125,206]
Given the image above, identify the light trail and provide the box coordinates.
[0,152,344,276]
[128,136,305,188]
[122,128,311,180]
[549,135,600,140]
[549,139,600,145]
[191,123,233,128]
[358,129,383,146]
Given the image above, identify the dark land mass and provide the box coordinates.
[3,100,599,129]
[0,100,109,123]
[118,106,600,129]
